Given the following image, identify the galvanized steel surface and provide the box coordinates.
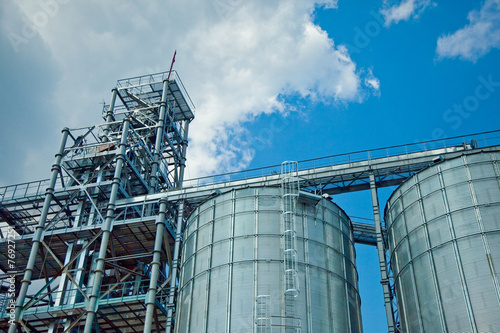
[385,152,500,333]
[175,187,362,332]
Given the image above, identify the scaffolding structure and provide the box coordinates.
[0,70,194,332]
[1,69,500,332]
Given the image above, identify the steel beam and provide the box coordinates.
[369,172,396,333]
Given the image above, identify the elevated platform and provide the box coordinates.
[116,70,195,121]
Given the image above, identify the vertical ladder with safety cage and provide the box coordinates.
[281,161,300,332]
[255,295,272,333]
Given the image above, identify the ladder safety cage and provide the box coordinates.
[280,161,301,332]
[255,295,272,333]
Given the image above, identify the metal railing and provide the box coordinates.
[2,130,500,201]
[181,129,500,188]
[116,70,196,114]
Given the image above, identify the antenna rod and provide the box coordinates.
[167,50,177,80]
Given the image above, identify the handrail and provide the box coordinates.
[2,129,500,201]
[181,129,500,188]
[115,70,195,114]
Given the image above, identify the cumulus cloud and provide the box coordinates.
[1,0,378,183]
[182,2,365,176]
[436,0,500,62]
[381,0,434,26]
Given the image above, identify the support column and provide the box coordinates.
[143,198,168,333]
[166,201,185,332]
[142,79,171,332]
[8,128,70,333]
[142,80,170,332]
[149,79,169,191]
[369,172,396,333]
[103,88,118,140]
[176,121,190,189]
[83,118,130,333]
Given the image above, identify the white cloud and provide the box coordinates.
[364,69,381,92]
[366,79,380,90]
[2,0,378,183]
[178,2,365,177]
[436,0,500,62]
[381,0,434,26]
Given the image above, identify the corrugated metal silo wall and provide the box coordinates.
[174,186,362,332]
[385,152,500,332]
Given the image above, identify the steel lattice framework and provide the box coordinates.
[0,70,499,332]
[0,70,194,332]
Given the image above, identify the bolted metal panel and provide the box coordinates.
[175,186,362,333]
[385,152,500,333]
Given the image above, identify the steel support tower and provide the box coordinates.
[0,70,194,332]
[1,69,500,332]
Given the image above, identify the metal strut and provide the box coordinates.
[369,172,398,333]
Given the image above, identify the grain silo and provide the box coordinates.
[175,186,363,332]
[385,152,500,332]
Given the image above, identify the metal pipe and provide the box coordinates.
[149,80,169,192]
[369,172,396,333]
[143,198,168,333]
[143,78,169,331]
[8,128,69,333]
[166,201,184,332]
[83,118,130,333]
[103,88,117,140]
[176,120,190,188]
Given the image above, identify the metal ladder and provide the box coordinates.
[255,162,301,333]
[255,295,271,333]
[281,161,300,332]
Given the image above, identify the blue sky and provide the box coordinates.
[1,0,500,331]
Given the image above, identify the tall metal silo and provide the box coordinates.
[175,186,362,332]
[385,152,500,332]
